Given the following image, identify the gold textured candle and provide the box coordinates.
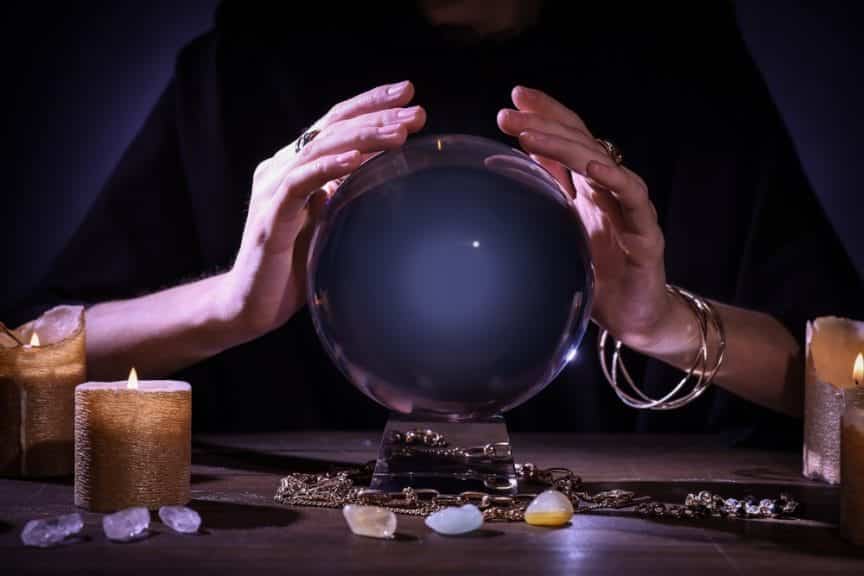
[841,358,864,545]
[804,317,864,484]
[74,369,191,512]
[0,306,86,477]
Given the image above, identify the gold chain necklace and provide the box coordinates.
[274,429,801,522]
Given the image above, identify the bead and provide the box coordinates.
[425,504,483,535]
[524,490,574,527]
[342,505,396,539]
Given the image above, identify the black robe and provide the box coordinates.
[14,2,863,445]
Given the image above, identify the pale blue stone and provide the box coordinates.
[425,504,483,535]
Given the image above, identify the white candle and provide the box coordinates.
[804,317,864,484]
[74,368,191,512]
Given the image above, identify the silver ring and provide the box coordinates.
[596,138,623,165]
[295,128,320,154]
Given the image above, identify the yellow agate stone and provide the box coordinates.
[524,490,574,527]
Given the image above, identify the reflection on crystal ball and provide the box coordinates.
[308,135,593,421]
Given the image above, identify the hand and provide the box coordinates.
[222,81,426,341]
[497,86,681,353]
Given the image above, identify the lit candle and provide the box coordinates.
[841,353,864,544]
[0,306,86,477]
[804,317,864,484]
[74,368,191,512]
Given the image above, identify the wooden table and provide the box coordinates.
[2,433,863,574]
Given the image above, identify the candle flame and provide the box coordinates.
[436,138,442,152]
[29,332,40,347]
[128,367,139,390]
[854,353,864,385]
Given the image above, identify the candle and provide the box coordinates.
[804,316,864,484]
[74,368,191,512]
[0,306,86,477]
[841,353,864,544]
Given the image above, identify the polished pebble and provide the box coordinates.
[343,505,397,539]
[524,490,574,527]
[425,504,484,535]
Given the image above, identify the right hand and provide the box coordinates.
[220,81,426,341]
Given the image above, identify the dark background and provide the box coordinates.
[2,0,862,309]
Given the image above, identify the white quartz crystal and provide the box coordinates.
[102,507,150,542]
[342,505,397,539]
[425,504,484,535]
[20,513,84,548]
[158,506,201,534]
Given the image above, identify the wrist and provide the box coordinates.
[620,288,702,361]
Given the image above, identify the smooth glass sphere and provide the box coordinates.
[307,135,593,421]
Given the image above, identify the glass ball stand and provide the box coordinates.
[373,414,517,493]
[307,134,594,495]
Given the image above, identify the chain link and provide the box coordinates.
[389,429,513,460]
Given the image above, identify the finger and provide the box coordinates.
[298,123,408,164]
[529,153,575,198]
[272,150,363,221]
[511,86,590,134]
[498,109,601,153]
[518,130,610,176]
[319,81,415,128]
[273,106,424,167]
[586,161,658,235]
[330,105,426,134]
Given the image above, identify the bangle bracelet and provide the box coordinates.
[598,285,726,410]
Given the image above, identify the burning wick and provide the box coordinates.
[28,332,40,348]
[854,353,863,388]
[127,367,139,390]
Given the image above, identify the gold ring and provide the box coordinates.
[596,138,623,165]
[295,128,320,154]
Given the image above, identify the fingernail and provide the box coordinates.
[520,130,542,141]
[397,107,418,119]
[378,124,403,136]
[386,80,410,95]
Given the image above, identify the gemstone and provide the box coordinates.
[103,507,150,542]
[158,506,201,534]
[342,505,396,539]
[524,490,574,527]
[20,513,84,548]
[425,504,484,535]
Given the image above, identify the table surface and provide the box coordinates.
[2,432,863,575]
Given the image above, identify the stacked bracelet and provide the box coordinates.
[598,285,727,410]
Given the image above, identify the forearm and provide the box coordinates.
[85,273,246,380]
[628,291,803,417]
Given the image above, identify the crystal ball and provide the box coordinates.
[307,134,593,421]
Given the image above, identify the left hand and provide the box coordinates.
[497,86,676,352]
